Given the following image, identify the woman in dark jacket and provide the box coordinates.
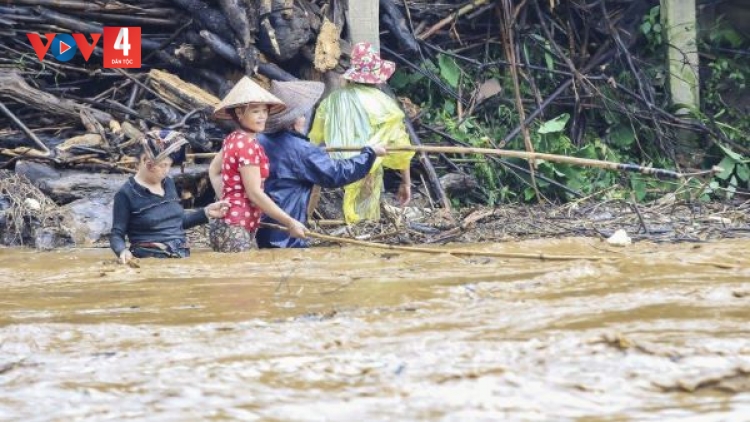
[255,81,386,248]
[110,129,229,264]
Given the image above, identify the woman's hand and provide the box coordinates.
[397,181,411,206]
[205,200,230,219]
[119,249,133,265]
[286,219,307,239]
[370,145,387,157]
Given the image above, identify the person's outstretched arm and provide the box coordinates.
[183,202,230,228]
[240,165,307,239]
[301,144,385,188]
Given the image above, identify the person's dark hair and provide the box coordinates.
[136,139,187,165]
[229,107,247,130]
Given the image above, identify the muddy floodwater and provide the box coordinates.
[1,238,749,421]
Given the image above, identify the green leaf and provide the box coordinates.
[443,99,456,116]
[609,125,636,148]
[631,176,647,202]
[716,27,745,48]
[717,143,744,161]
[438,54,461,89]
[649,5,660,20]
[542,40,554,72]
[736,163,750,182]
[524,187,536,201]
[576,143,598,159]
[727,176,738,199]
[641,21,652,34]
[389,70,411,90]
[716,156,736,180]
[421,60,439,74]
[538,114,570,134]
[545,51,554,72]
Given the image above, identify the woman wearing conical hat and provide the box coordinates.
[208,76,306,252]
[255,80,387,249]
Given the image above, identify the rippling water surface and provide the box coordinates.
[1,238,749,421]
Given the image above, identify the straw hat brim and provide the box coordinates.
[214,102,286,120]
[264,81,325,133]
[213,76,287,120]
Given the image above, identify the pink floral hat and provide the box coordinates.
[342,42,396,84]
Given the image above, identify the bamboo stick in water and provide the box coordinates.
[260,223,605,261]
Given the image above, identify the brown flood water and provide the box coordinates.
[1,238,749,421]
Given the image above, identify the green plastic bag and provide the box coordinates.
[310,85,414,223]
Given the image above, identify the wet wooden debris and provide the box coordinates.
[0,0,452,215]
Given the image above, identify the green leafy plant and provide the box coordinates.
[437,54,462,89]
[641,5,663,51]
[711,144,750,200]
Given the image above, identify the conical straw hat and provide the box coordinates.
[264,80,325,132]
[213,76,287,120]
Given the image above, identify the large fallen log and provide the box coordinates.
[147,69,220,111]
[0,70,112,126]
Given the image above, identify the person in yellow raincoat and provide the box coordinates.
[309,42,415,223]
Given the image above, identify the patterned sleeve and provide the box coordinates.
[235,135,262,167]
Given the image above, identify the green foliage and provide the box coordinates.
[437,54,461,89]
[630,175,647,202]
[700,16,750,140]
[387,5,750,207]
[694,18,750,200]
[707,144,750,200]
[537,114,569,134]
[707,17,745,48]
[640,5,663,51]
[504,114,629,202]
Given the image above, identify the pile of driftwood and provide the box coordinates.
[0,0,344,168]
[2,1,741,184]
[0,0,457,204]
[0,0,453,247]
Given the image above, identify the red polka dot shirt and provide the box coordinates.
[220,131,270,231]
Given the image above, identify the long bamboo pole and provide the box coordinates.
[187,145,721,179]
[325,146,721,179]
[260,223,604,261]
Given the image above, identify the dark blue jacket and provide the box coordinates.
[256,130,377,248]
[110,176,207,256]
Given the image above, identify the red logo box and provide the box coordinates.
[103,27,141,68]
